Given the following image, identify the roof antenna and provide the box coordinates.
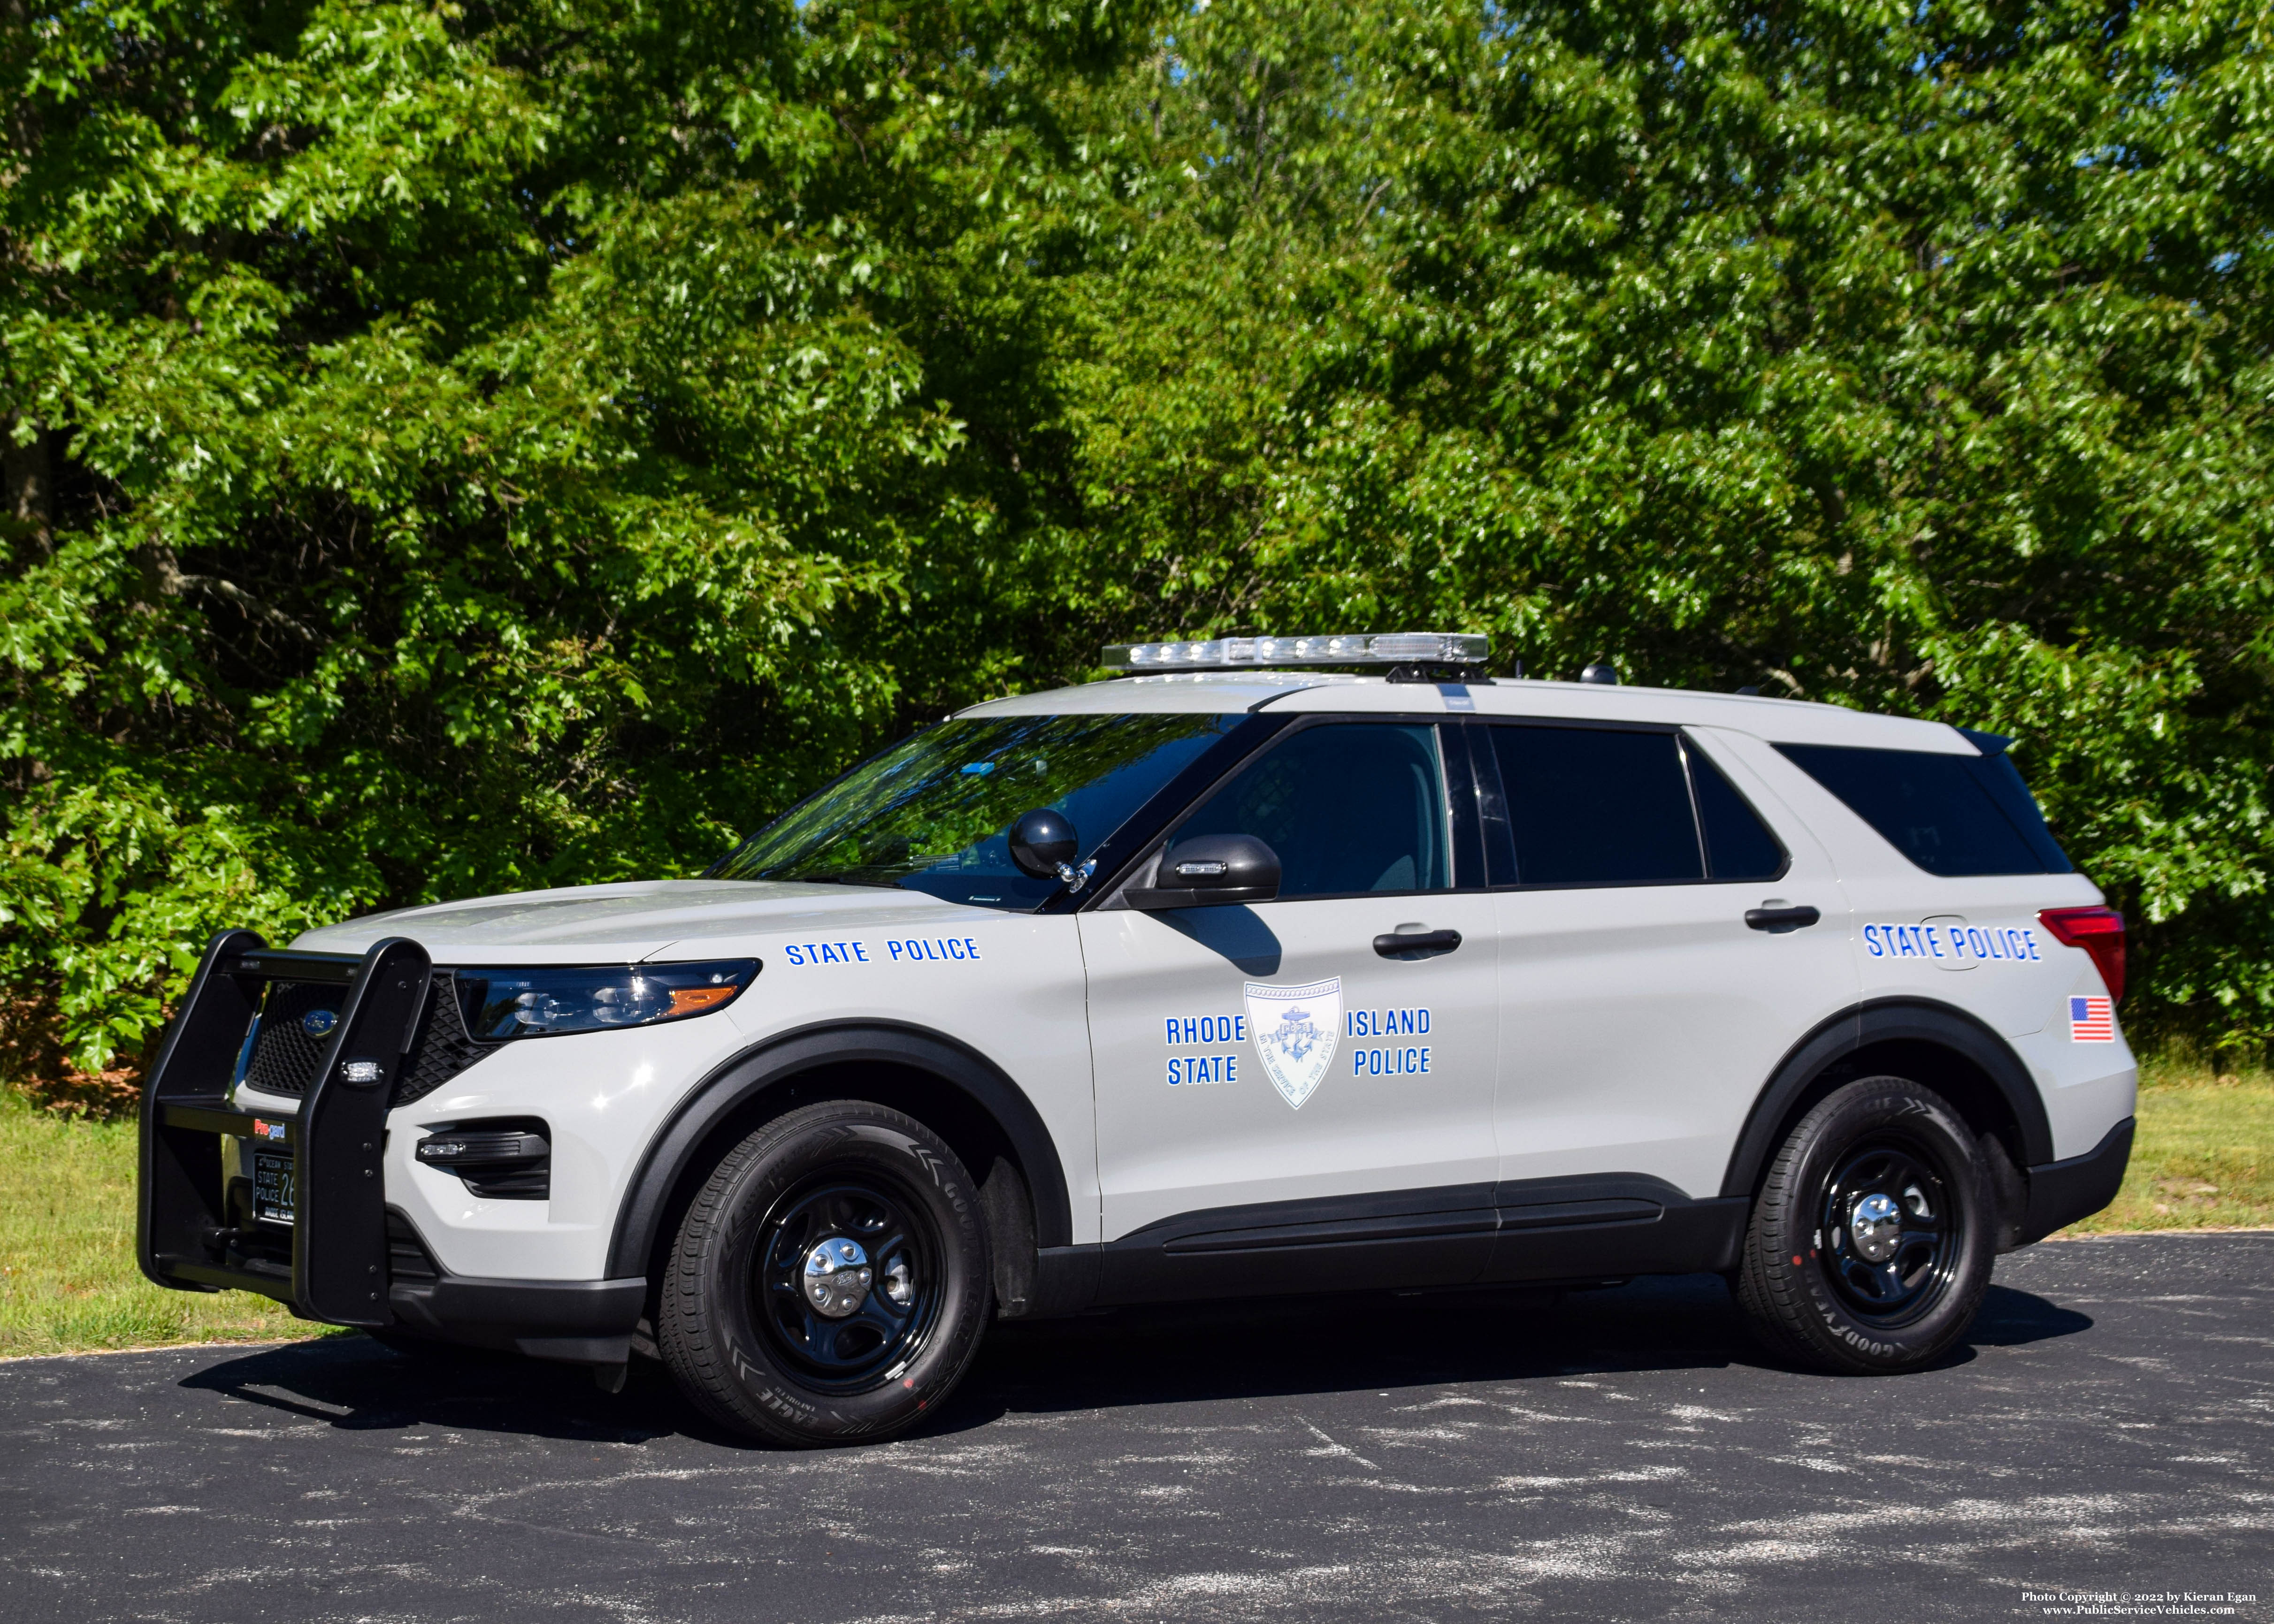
[1578,661,1619,685]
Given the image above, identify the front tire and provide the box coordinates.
[1735,1075,1995,1373]
[656,1099,991,1447]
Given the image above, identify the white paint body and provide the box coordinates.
[236,673,2136,1281]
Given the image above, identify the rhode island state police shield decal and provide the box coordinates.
[1244,977,1342,1110]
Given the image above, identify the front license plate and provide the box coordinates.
[253,1150,296,1227]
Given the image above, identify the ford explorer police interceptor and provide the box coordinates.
[138,634,2135,1446]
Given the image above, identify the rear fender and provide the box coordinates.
[1721,999,2056,1214]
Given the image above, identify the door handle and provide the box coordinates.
[1374,929,1462,959]
[1745,906,1821,934]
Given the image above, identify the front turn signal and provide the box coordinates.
[2038,906,2126,1003]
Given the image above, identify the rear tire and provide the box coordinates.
[1735,1075,1995,1373]
[656,1099,991,1447]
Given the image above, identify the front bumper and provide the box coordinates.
[387,1240,645,1364]
[138,930,644,1364]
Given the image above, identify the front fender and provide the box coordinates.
[602,1019,1076,1281]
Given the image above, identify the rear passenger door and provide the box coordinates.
[1476,721,1859,1199]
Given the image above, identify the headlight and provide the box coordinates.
[452,960,759,1041]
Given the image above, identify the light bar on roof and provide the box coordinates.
[1102,633,1490,673]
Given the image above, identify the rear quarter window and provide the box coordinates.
[1775,742,2073,877]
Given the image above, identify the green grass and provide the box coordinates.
[2061,1051,2274,1236]
[2,1052,2267,1357]
[0,1090,322,1358]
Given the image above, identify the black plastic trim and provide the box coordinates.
[2020,1117,2135,1244]
[142,935,437,1328]
[140,930,269,1290]
[1719,998,2058,1200]
[384,1209,645,1364]
[295,937,430,1326]
[223,947,362,984]
[604,1019,1076,1278]
[1374,929,1462,959]
[1060,1174,1747,1312]
[1744,906,1821,933]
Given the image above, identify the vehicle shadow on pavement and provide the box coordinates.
[927,1273,2095,1435]
[178,1339,705,1446]
[172,1272,2092,1449]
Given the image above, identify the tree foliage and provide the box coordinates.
[2,0,2270,1080]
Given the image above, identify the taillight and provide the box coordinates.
[2038,906,2126,1003]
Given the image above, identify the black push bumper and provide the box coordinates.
[2019,1116,2136,1245]
[138,930,644,1364]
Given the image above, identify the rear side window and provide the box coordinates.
[1776,743,2073,876]
[1176,723,1449,897]
[1490,727,1701,884]
[1482,725,1789,887]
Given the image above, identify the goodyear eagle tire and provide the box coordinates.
[1734,1076,1995,1374]
[656,1099,990,1447]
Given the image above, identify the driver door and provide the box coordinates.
[1079,718,1502,1297]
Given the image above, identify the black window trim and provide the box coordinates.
[1089,712,1489,909]
[1471,717,1793,892]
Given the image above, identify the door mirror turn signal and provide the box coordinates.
[1128,833,1282,910]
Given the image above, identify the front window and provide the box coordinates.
[1171,722,1451,898]
[711,714,1245,908]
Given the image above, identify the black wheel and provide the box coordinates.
[656,1099,991,1446]
[1734,1075,1995,1373]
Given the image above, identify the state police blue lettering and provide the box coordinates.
[1347,1007,1430,1037]
[884,938,983,963]
[784,940,871,967]
[1863,923,2041,962]
[1352,1045,1431,1076]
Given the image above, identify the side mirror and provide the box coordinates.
[1008,808,1079,880]
[1128,833,1280,910]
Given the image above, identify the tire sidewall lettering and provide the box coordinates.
[661,1101,990,1445]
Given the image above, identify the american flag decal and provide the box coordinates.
[2068,996,2115,1042]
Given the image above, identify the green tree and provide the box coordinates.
[0,0,1126,1076]
[4,0,2272,1090]
[1041,0,2274,1045]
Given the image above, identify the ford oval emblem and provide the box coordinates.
[302,1008,339,1039]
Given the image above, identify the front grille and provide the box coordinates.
[238,971,497,1107]
[391,982,494,1107]
[240,982,337,1097]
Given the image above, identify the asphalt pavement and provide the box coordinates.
[2,1233,2269,1623]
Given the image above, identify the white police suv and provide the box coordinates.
[139,634,2135,1445]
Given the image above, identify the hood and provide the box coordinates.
[287,879,1004,964]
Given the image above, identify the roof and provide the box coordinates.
[957,673,1974,753]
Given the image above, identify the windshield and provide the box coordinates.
[710,713,1246,908]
